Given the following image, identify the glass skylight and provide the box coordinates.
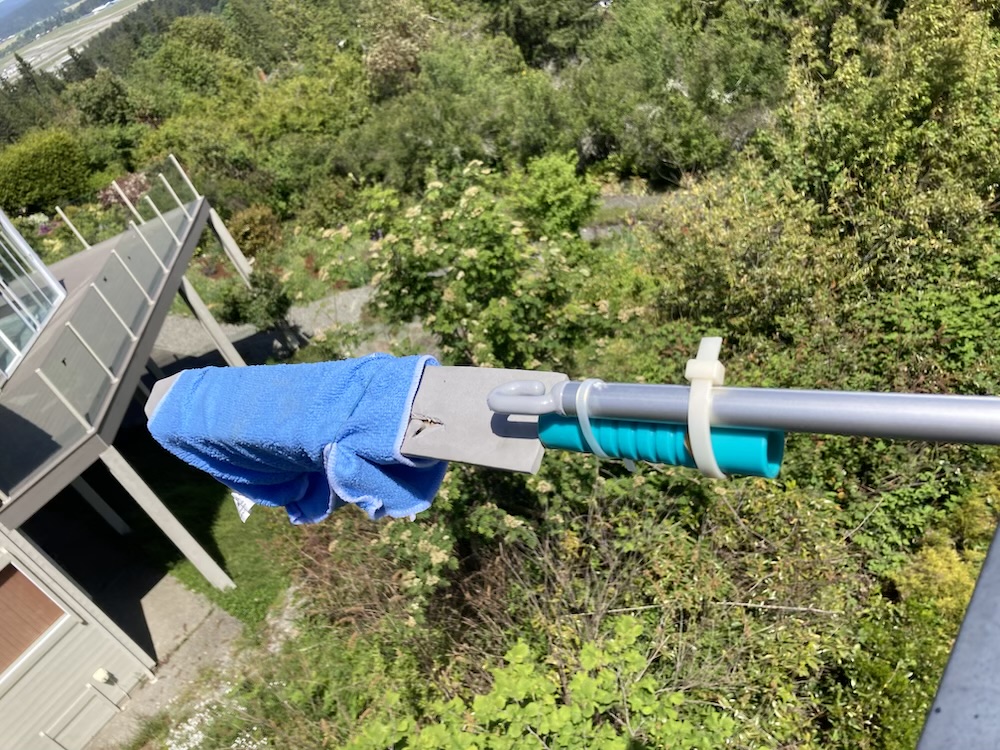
[0,212,65,384]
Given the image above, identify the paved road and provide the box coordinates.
[1,0,150,76]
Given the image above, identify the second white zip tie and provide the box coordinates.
[685,337,726,479]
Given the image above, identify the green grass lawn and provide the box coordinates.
[110,426,292,628]
[169,497,292,628]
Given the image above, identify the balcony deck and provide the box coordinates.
[0,200,208,527]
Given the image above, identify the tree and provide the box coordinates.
[60,47,98,84]
[757,0,1000,292]
[66,68,133,126]
[0,56,70,142]
[335,33,578,188]
[83,0,222,73]
[489,0,601,66]
[222,0,287,69]
[571,0,786,180]
[14,54,39,94]
[360,0,432,98]
[126,14,255,118]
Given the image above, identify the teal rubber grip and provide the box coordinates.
[537,414,784,478]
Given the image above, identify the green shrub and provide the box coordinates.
[346,617,737,750]
[0,129,92,213]
[66,68,133,127]
[228,204,282,258]
[219,268,292,329]
[372,161,594,370]
[506,151,599,239]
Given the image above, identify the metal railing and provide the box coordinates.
[0,175,198,502]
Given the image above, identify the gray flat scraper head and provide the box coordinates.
[401,366,567,473]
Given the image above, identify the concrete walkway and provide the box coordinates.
[85,579,242,749]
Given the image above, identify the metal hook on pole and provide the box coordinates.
[487,380,564,415]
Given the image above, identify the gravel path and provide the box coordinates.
[151,286,373,366]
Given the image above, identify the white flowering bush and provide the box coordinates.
[372,157,599,370]
[377,518,458,624]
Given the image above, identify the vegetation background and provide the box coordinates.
[4,0,1000,747]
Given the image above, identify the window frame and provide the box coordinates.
[0,550,72,694]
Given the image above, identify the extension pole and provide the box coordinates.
[534,382,1000,445]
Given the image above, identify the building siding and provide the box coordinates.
[0,609,146,749]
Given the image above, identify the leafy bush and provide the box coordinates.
[228,204,282,258]
[0,128,92,213]
[137,113,279,214]
[372,161,595,369]
[334,34,578,190]
[360,0,431,98]
[491,0,601,66]
[506,151,598,239]
[346,617,736,749]
[822,527,986,749]
[148,15,248,90]
[65,68,133,127]
[572,0,786,180]
[219,268,292,329]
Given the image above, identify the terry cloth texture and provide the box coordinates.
[147,354,446,523]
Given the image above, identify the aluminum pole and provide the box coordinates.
[545,382,1000,445]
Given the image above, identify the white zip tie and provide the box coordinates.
[574,378,635,471]
[684,337,726,478]
[576,378,609,458]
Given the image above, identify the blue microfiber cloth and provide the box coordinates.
[147,354,447,523]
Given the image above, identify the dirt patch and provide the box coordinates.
[198,259,232,280]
